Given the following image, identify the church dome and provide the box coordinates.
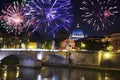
[72,29,84,35]
[71,29,85,41]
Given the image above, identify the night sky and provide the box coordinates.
[0,0,120,37]
[71,0,120,37]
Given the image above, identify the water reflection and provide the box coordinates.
[0,66,120,80]
[16,67,19,78]
[3,66,7,80]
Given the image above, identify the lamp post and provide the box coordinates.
[18,40,22,48]
[52,40,55,50]
[66,39,72,64]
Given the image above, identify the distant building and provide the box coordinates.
[55,31,75,49]
[104,32,120,51]
[60,38,75,49]
[111,33,120,50]
[70,23,87,41]
[70,29,85,41]
[75,36,105,51]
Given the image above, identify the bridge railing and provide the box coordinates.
[0,48,68,52]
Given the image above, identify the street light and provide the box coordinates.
[81,42,86,48]
[66,39,72,64]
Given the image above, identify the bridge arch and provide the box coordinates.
[0,51,36,61]
[1,55,19,65]
[0,51,40,67]
[48,54,67,64]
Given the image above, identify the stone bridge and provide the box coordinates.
[0,49,68,67]
[1,49,109,67]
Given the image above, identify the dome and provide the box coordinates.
[72,29,84,35]
[70,29,85,41]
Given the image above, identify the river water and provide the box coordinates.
[0,65,120,80]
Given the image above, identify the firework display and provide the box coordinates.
[25,0,73,38]
[1,1,29,34]
[80,0,119,31]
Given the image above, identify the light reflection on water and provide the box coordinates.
[0,65,120,80]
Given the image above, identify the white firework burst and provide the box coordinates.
[80,0,119,31]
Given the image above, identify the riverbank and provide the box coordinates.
[41,62,120,72]
[1,62,120,72]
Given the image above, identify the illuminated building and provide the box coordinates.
[76,36,105,51]
[70,23,87,41]
[104,32,120,51]
[111,33,120,51]
[59,38,75,49]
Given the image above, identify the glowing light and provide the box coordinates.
[16,67,19,78]
[106,45,113,51]
[117,49,120,52]
[98,50,104,66]
[51,75,58,80]
[3,66,7,80]
[80,76,85,80]
[103,52,112,59]
[52,40,55,49]
[37,53,43,60]
[104,72,109,80]
[27,42,36,49]
[81,42,86,48]
[25,0,73,38]
[37,74,42,80]
[104,10,111,18]
[21,43,26,48]
[80,0,119,31]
